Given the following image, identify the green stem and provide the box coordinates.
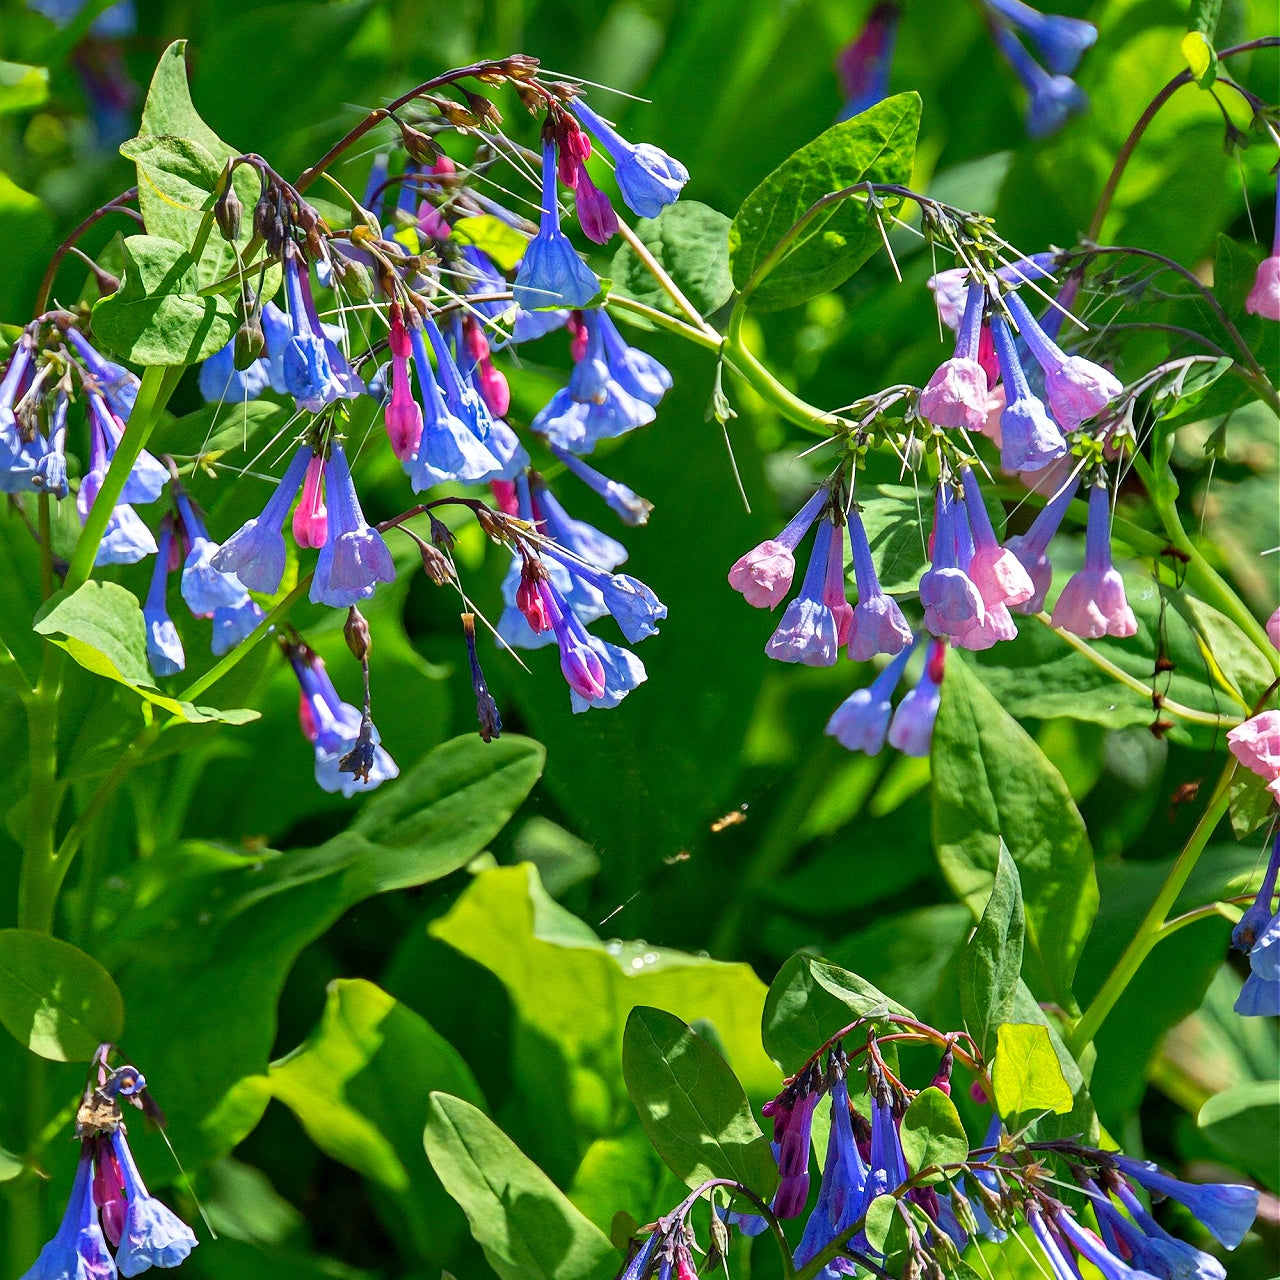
[63,365,184,594]
[1067,760,1235,1056]
[18,647,63,936]
[1034,613,1245,724]
[725,302,840,436]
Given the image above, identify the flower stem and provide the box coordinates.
[1067,760,1235,1056]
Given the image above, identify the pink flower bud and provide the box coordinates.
[1246,256,1280,321]
[918,357,990,431]
[729,540,796,608]
[292,453,329,549]
[1227,710,1280,803]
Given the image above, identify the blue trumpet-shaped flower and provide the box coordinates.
[1110,1155,1260,1250]
[310,443,397,608]
[991,311,1068,472]
[550,444,653,525]
[766,520,841,666]
[109,1130,198,1276]
[985,0,1096,74]
[212,444,313,594]
[512,139,600,311]
[826,641,915,755]
[211,594,265,656]
[176,493,247,615]
[570,635,647,712]
[197,338,271,404]
[992,25,1088,137]
[143,521,184,678]
[888,639,946,756]
[280,246,366,412]
[65,328,140,420]
[569,99,689,219]
[20,1148,116,1280]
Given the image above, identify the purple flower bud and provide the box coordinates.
[991,312,1068,472]
[920,486,986,640]
[570,635,647,712]
[766,521,841,665]
[826,641,915,754]
[1110,1156,1260,1249]
[836,2,899,120]
[763,1064,823,1218]
[310,443,397,608]
[540,578,608,700]
[144,521,184,678]
[888,639,945,756]
[985,0,1097,73]
[512,140,601,310]
[1049,480,1136,639]
[575,164,619,243]
[212,444,312,593]
[570,100,689,219]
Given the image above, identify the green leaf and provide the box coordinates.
[451,215,528,274]
[762,954,913,1074]
[1198,1079,1280,1189]
[0,929,124,1061]
[622,1006,777,1197]
[991,1023,1074,1122]
[90,234,236,366]
[610,201,734,322]
[957,842,1025,1059]
[34,580,154,688]
[1181,31,1217,87]
[32,582,255,725]
[249,979,485,1260]
[899,1087,969,1184]
[1189,0,1223,36]
[0,62,49,115]
[0,1144,21,1182]
[425,1093,618,1280]
[103,735,544,1167]
[932,656,1097,1008]
[126,40,261,287]
[728,93,920,311]
[864,1193,901,1253]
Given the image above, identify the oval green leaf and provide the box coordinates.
[728,93,921,311]
[0,930,124,1061]
[622,1005,777,1198]
[899,1086,970,1184]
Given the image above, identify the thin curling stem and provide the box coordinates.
[33,187,141,314]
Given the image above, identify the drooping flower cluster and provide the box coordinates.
[615,1021,1261,1280]
[2,57,689,795]
[24,1049,197,1280]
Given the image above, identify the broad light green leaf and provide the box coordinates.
[729,93,920,311]
[425,1093,618,1280]
[864,1193,902,1253]
[246,979,484,1260]
[451,215,528,273]
[957,843,1025,1059]
[899,1087,969,1184]
[32,581,256,725]
[126,40,263,288]
[622,1006,777,1197]
[90,234,236,366]
[0,929,123,1061]
[0,62,49,115]
[610,201,734,322]
[103,736,544,1167]
[932,657,1097,1008]
[762,954,913,1074]
[1198,1079,1280,1190]
[991,1023,1074,1122]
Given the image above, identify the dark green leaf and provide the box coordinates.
[932,656,1097,1008]
[899,1087,969,1184]
[622,1006,777,1197]
[957,842,1025,1060]
[762,954,913,1074]
[729,93,921,311]
[90,235,236,366]
[425,1093,618,1280]
[103,735,545,1166]
[0,929,124,1061]
[610,201,734,322]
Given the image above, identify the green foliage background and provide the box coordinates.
[0,0,1276,1278]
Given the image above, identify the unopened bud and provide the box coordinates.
[429,95,478,131]
[400,123,441,165]
[514,82,544,114]
[429,514,456,551]
[416,539,453,585]
[473,507,506,541]
[341,258,374,302]
[500,53,540,80]
[344,606,372,661]
[234,317,265,369]
[215,185,243,242]
[464,90,502,126]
